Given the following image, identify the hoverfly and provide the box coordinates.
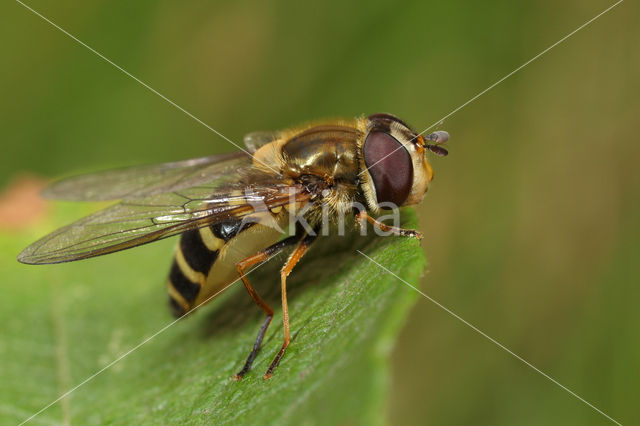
[18,113,449,379]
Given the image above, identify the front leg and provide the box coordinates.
[355,211,423,240]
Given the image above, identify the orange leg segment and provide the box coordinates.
[355,211,423,240]
[233,234,302,380]
[263,231,317,379]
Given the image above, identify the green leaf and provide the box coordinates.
[0,206,425,425]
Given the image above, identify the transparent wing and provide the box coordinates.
[43,152,249,201]
[19,176,311,265]
[243,131,282,154]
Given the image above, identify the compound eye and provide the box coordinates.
[364,132,413,207]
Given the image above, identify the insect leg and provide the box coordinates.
[233,233,303,380]
[355,211,423,240]
[263,230,318,379]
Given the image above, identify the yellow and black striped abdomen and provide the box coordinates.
[167,226,220,317]
[167,216,286,317]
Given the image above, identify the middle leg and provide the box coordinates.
[264,230,318,379]
[233,233,303,380]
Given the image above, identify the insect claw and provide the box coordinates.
[263,373,273,380]
[411,230,424,240]
[232,374,244,381]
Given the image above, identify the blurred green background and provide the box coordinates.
[1,0,638,424]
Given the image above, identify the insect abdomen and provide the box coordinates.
[167,216,285,317]
[167,227,220,317]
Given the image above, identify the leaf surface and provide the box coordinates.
[0,206,425,425]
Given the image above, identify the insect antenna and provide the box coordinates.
[425,130,450,157]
